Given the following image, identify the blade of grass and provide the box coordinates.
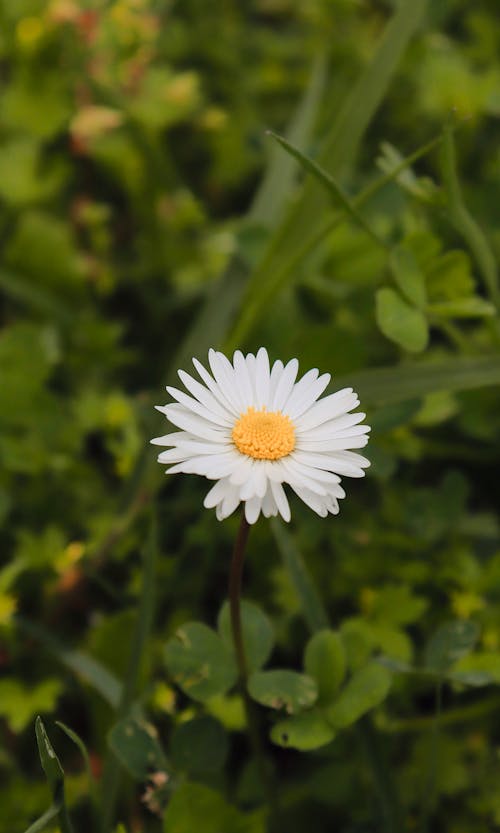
[440,124,500,312]
[249,54,327,227]
[15,618,122,708]
[340,354,500,406]
[23,802,61,833]
[99,516,158,833]
[267,130,389,250]
[228,0,427,349]
[226,132,442,350]
[56,720,96,804]
[270,519,329,633]
[34,717,73,833]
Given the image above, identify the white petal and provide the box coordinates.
[245,496,262,524]
[271,358,299,411]
[290,485,329,517]
[167,385,234,427]
[295,389,359,430]
[151,431,191,446]
[233,350,254,409]
[162,404,231,442]
[255,347,271,409]
[192,357,239,416]
[270,480,291,522]
[208,349,244,412]
[269,359,284,398]
[278,457,329,495]
[262,486,278,518]
[178,369,235,422]
[229,455,255,485]
[219,488,241,519]
[292,449,369,478]
[284,370,330,419]
[204,478,233,508]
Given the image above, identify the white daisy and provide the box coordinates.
[151,348,370,525]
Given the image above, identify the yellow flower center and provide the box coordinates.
[232,407,295,460]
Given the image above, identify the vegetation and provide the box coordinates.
[1,1,500,831]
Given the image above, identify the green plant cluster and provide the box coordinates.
[1,0,500,831]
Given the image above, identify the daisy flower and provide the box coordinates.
[151,348,370,524]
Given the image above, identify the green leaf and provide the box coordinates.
[170,716,228,774]
[428,297,495,318]
[270,709,336,751]
[32,717,73,833]
[326,662,391,729]
[376,287,429,352]
[390,246,427,308]
[424,621,480,674]
[451,652,500,685]
[164,622,237,702]
[304,630,346,704]
[340,619,375,671]
[108,717,168,781]
[340,355,500,407]
[163,783,265,833]
[248,670,317,714]
[55,721,93,788]
[35,717,64,791]
[217,600,274,672]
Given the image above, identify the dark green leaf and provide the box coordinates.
[424,621,480,674]
[217,600,274,672]
[108,717,168,781]
[170,716,228,774]
[164,622,237,702]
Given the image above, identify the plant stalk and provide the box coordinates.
[228,513,278,828]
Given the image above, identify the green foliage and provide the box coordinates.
[248,670,318,714]
[164,623,237,702]
[108,717,168,781]
[3,0,500,831]
[217,600,275,672]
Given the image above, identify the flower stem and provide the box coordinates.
[229,514,251,685]
[228,513,278,827]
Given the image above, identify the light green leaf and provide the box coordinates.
[217,600,274,673]
[428,297,495,318]
[163,782,265,833]
[424,620,480,674]
[390,245,427,308]
[164,622,237,702]
[270,709,336,751]
[170,716,228,774]
[0,678,62,733]
[376,287,429,352]
[304,630,346,704]
[326,662,391,729]
[248,670,317,714]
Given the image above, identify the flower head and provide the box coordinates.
[152,348,370,524]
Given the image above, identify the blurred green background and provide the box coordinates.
[2,0,500,831]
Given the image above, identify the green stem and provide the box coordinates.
[229,514,251,685]
[228,514,278,827]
